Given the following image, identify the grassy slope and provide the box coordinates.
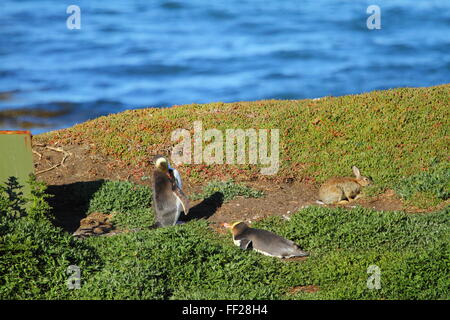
[3,84,447,299]
[37,85,449,193]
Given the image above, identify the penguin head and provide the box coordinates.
[224,221,248,236]
[154,156,169,173]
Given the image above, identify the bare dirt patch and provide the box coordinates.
[288,285,320,295]
[33,143,134,186]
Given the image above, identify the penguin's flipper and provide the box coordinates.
[170,167,183,189]
[239,239,252,250]
[173,187,190,215]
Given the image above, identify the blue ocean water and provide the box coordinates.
[0,0,449,134]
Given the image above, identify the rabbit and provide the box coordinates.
[318,166,372,205]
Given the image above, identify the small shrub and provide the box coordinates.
[110,208,155,230]
[396,162,449,204]
[88,180,152,213]
[26,174,53,221]
[0,176,26,219]
[84,180,154,230]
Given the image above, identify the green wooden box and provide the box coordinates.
[0,130,35,199]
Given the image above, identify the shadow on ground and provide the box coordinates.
[46,180,105,233]
[180,192,224,222]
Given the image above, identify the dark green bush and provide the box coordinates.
[0,175,100,299]
[0,176,26,219]
[77,221,290,299]
[88,180,152,213]
[82,180,155,230]
[110,208,155,230]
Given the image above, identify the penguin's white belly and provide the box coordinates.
[176,197,182,213]
[234,240,299,258]
[253,248,283,258]
[233,239,282,258]
[172,197,182,224]
[177,196,184,208]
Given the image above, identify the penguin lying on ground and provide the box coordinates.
[152,156,190,227]
[223,221,309,258]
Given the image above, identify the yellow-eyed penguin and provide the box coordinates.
[153,156,189,227]
[223,221,309,258]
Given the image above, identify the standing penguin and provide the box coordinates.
[152,156,190,227]
[223,221,309,258]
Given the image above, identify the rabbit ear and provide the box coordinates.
[352,166,361,178]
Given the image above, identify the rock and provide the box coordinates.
[73,212,114,239]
